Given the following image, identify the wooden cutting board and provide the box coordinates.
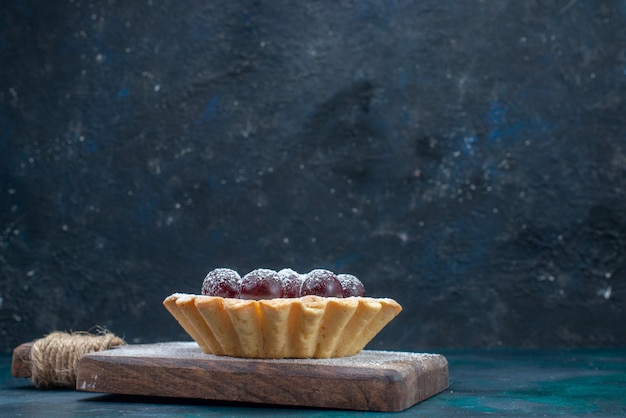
[74,342,448,411]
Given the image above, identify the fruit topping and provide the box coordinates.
[278,268,303,298]
[240,268,284,299]
[201,268,241,298]
[337,274,365,297]
[201,267,366,299]
[300,269,344,298]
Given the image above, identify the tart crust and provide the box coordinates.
[164,293,402,358]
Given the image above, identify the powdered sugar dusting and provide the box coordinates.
[337,274,365,297]
[277,268,303,297]
[240,268,283,299]
[277,268,301,280]
[89,341,447,370]
[197,267,369,299]
[301,269,343,297]
[305,269,333,281]
[201,268,241,297]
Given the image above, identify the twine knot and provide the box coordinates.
[30,330,125,389]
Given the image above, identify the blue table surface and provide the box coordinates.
[2,348,625,417]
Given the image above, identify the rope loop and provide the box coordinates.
[30,329,125,389]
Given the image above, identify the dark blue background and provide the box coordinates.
[1,0,625,351]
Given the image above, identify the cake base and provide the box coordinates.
[76,342,448,412]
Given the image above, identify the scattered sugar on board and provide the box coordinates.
[96,342,445,370]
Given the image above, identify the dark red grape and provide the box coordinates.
[278,268,303,298]
[301,269,343,297]
[337,274,365,297]
[201,268,241,298]
[240,268,284,299]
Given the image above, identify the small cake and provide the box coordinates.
[163,268,402,359]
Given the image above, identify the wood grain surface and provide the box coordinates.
[76,342,448,411]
